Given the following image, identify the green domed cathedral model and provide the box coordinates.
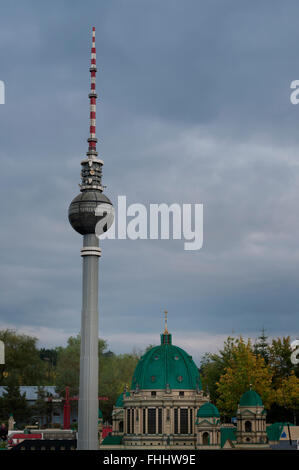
[102,313,270,449]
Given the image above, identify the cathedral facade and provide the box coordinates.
[102,320,270,449]
[120,327,207,447]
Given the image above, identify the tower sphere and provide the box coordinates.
[68,190,113,235]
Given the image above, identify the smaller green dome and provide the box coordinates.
[115,391,130,407]
[98,409,103,419]
[197,402,220,418]
[239,390,263,407]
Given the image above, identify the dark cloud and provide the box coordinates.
[0,1,298,357]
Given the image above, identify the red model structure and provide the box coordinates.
[62,387,108,429]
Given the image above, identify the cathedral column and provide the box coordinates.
[145,408,148,434]
[137,406,142,434]
[171,408,174,434]
[164,407,171,434]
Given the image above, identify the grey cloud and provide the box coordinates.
[0,1,299,358]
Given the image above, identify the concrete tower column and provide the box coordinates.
[77,234,101,449]
[68,27,114,449]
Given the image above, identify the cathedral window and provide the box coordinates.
[132,409,134,434]
[148,408,156,434]
[127,409,131,434]
[245,421,252,432]
[174,408,178,434]
[180,408,188,434]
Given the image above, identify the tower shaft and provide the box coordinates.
[77,234,101,450]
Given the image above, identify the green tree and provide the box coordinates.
[199,336,242,403]
[39,348,58,367]
[199,353,225,403]
[0,379,31,425]
[55,334,139,421]
[99,351,139,420]
[39,348,58,384]
[253,327,269,363]
[55,335,81,397]
[276,372,299,425]
[31,386,53,427]
[0,330,47,386]
[216,338,274,417]
[268,337,298,385]
[55,335,107,397]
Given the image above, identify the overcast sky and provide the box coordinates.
[0,0,299,364]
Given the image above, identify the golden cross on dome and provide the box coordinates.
[164,310,169,334]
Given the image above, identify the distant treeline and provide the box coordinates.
[0,329,298,425]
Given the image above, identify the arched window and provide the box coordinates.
[245,421,252,432]
[202,432,209,445]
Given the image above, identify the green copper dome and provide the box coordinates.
[239,390,263,407]
[197,402,220,418]
[131,332,202,391]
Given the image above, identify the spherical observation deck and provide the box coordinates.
[68,190,113,235]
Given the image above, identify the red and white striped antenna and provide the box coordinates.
[78,27,103,192]
[87,26,97,155]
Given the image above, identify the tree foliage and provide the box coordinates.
[54,335,139,420]
[215,338,274,416]
[0,378,30,425]
[99,351,140,420]
[253,328,269,363]
[276,372,299,415]
[55,335,82,397]
[199,336,241,403]
[268,337,297,385]
[0,330,47,386]
[31,386,53,427]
